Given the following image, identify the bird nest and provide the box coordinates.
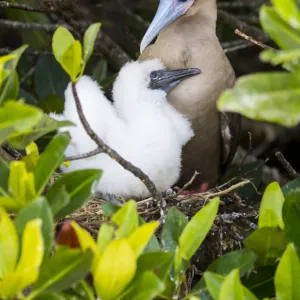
[63,177,259,271]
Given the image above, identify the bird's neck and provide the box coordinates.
[188,0,217,30]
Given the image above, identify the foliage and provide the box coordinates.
[218,0,300,128]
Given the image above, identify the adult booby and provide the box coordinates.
[52,60,200,198]
[139,0,241,189]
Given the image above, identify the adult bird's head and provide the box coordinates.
[140,0,196,53]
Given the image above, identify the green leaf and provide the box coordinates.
[33,247,93,295]
[245,227,287,265]
[52,27,75,62]
[38,94,65,114]
[0,207,19,278]
[94,239,137,300]
[35,132,70,195]
[121,271,165,300]
[282,190,300,249]
[135,251,173,281]
[15,219,44,292]
[111,200,139,238]
[31,292,66,300]
[101,202,120,218]
[47,185,70,217]
[97,223,115,253]
[128,221,160,257]
[203,272,224,300]
[260,49,300,67]
[34,56,69,102]
[0,101,43,145]
[0,156,9,196]
[282,178,300,196]
[260,6,300,50]
[9,114,73,149]
[179,197,219,260]
[92,60,108,83]
[161,207,188,252]
[258,182,285,229]
[83,23,101,66]
[47,169,102,218]
[271,0,300,30]
[15,197,54,258]
[61,41,82,82]
[275,244,300,300]
[217,72,300,127]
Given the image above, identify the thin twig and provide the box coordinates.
[0,1,55,13]
[235,29,275,50]
[71,82,163,205]
[174,171,200,196]
[275,152,299,179]
[65,148,102,161]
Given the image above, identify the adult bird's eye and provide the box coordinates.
[150,71,158,80]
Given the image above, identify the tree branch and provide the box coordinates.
[65,148,102,161]
[0,1,55,13]
[275,152,299,179]
[71,82,163,205]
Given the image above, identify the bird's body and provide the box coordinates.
[53,60,198,198]
[139,0,241,188]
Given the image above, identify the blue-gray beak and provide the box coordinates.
[140,0,195,53]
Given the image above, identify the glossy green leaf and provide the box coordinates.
[47,185,70,217]
[245,227,287,265]
[128,221,159,257]
[260,49,300,67]
[0,207,18,278]
[282,178,300,196]
[97,223,115,253]
[38,94,65,114]
[179,197,219,260]
[258,182,285,229]
[0,101,43,145]
[121,271,165,300]
[83,23,101,65]
[161,206,188,252]
[35,132,70,195]
[260,6,300,50]
[47,169,102,218]
[52,27,75,62]
[94,239,137,300]
[15,197,54,258]
[111,200,139,238]
[218,72,300,127]
[92,59,108,83]
[135,251,173,281]
[282,190,300,249]
[0,156,9,196]
[275,243,300,300]
[8,114,73,149]
[34,56,69,102]
[61,41,82,82]
[203,272,224,300]
[33,247,93,295]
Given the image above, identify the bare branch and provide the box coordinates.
[235,29,275,50]
[65,148,102,161]
[71,82,163,205]
[275,152,299,179]
[0,1,55,13]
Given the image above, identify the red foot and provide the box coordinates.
[180,183,209,196]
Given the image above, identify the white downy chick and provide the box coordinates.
[53,59,200,198]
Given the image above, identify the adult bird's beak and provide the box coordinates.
[140,0,195,53]
[150,68,201,93]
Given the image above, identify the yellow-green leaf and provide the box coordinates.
[275,243,300,300]
[52,27,75,62]
[219,269,244,300]
[258,182,285,229]
[61,41,82,82]
[15,219,44,291]
[0,207,18,278]
[111,200,138,238]
[179,197,219,260]
[83,23,101,65]
[94,239,137,300]
[8,161,27,199]
[128,221,159,257]
[22,142,39,172]
[97,223,115,253]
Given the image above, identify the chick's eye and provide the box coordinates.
[150,72,158,80]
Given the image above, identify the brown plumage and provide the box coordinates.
[139,0,241,188]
